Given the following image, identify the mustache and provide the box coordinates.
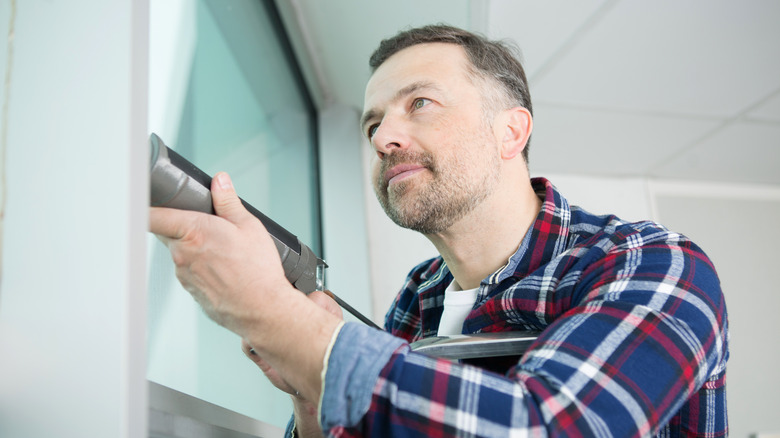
[378,151,436,185]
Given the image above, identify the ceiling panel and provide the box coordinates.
[747,91,780,122]
[530,103,721,176]
[285,0,780,186]
[291,0,470,108]
[651,121,780,184]
[484,0,610,78]
[527,0,780,118]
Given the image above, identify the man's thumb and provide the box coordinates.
[211,172,250,224]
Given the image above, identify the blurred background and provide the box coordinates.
[1,1,778,437]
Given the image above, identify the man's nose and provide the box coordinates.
[371,117,411,159]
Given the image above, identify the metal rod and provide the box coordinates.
[323,290,381,330]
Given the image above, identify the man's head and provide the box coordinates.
[369,24,533,162]
[362,26,534,236]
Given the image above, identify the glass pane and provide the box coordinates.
[147,0,319,428]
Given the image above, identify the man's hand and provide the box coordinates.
[149,172,292,335]
[149,172,342,404]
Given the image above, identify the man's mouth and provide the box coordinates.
[384,163,427,185]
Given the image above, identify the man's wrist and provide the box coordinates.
[317,320,346,418]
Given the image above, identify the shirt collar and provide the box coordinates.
[486,177,572,284]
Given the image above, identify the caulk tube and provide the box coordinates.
[149,133,323,293]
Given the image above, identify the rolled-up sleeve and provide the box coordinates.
[319,323,406,431]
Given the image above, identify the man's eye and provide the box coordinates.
[413,98,431,110]
[367,124,379,138]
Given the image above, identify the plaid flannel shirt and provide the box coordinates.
[317,177,728,437]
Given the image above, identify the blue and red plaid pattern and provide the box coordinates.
[322,177,728,437]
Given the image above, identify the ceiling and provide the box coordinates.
[279,0,780,185]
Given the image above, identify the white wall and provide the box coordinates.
[319,105,374,322]
[0,1,148,438]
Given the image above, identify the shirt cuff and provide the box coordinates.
[318,322,406,431]
[317,320,345,420]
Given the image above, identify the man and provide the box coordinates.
[151,25,728,437]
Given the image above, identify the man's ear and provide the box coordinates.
[500,107,533,160]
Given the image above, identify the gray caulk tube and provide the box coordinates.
[149,133,379,329]
[149,132,322,293]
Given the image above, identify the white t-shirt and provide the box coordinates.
[436,280,479,336]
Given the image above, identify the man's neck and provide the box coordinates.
[426,178,542,290]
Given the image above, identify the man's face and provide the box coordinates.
[362,43,503,235]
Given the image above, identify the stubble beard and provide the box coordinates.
[374,134,501,235]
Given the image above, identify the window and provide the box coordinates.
[147,0,320,428]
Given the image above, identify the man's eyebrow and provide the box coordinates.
[361,81,440,129]
[360,109,379,131]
